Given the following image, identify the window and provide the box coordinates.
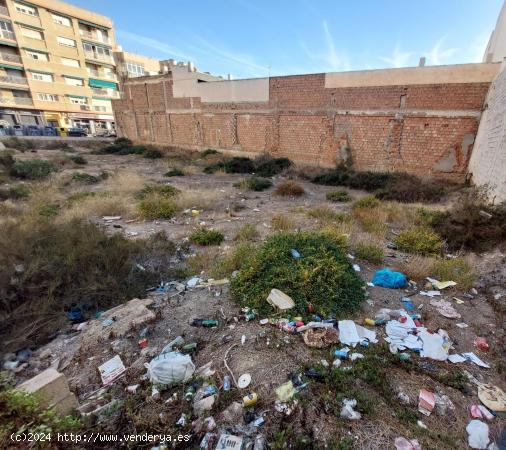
[31,71,52,82]
[26,49,48,61]
[52,14,71,27]
[68,96,87,105]
[37,93,58,102]
[0,20,15,39]
[20,27,43,40]
[14,2,38,16]
[125,62,145,77]
[61,57,80,68]
[57,36,76,47]
[64,76,84,86]
[94,105,106,112]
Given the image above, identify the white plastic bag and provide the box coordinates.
[144,351,195,385]
[466,420,490,449]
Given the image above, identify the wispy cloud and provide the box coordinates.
[468,32,489,63]
[116,30,194,61]
[300,21,351,72]
[379,44,413,68]
[425,36,457,65]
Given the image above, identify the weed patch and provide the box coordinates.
[275,180,305,197]
[10,159,57,180]
[272,214,296,231]
[308,206,345,223]
[234,176,272,191]
[3,137,35,151]
[142,147,163,159]
[353,241,384,264]
[71,172,101,184]
[353,195,380,209]
[137,184,179,199]
[254,155,292,177]
[201,149,219,157]
[234,223,259,241]
[69,155,87,165]
[189,228,224,246]
[326,189,351,202]
[165,168,185,177]
[138,195,177,219]
[431,257,475,289]
[395,226,443,256]
[231,232,365,318]
[0,184,30,201]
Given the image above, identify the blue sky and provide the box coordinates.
[71,0,503,79]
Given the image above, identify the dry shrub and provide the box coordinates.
[234,223,260,241]
[352,206,388,237]
[59,193,136,222]
[138,195,177,219]
[272,213,296,231]
[104,169,145,196]
[353,239,384,264]
[274,180,305,197]
[186,247,221,275]
[399,256,436,281]
[174,187,230,211]
[307,205,346,223]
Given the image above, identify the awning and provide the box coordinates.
[0,41,18,48]
[0,63,24,70]
[66,94,88,99]
[82,39,112,50]
[27,69,52,75]
[92,96,112,101]
[89,78,118,90]
[22,47,48,54]
[15,22,44,31]
[78,19,110,31]
[63,74,84,80]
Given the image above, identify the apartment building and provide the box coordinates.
[114,48,160,79]
[0,0,119,133]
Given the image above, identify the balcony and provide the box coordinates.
[0,5,9,16]
[0,96,33,106]
[0,52,21,63]
[84,50,113,63]
[0,29,15,40]
[0,75,27,85]
[80,29,110,44]
[91,87,119,98]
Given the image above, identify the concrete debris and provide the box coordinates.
[17,368,77,415]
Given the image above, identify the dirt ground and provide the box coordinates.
[3,143,506,450]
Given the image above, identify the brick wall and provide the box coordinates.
[469,66,506,202]
[113,71,492,181]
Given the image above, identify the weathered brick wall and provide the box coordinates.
[469,66,506,202]
[113,71,491,180]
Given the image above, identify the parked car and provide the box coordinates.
[67,128,88,137]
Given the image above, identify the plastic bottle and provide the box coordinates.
[223,375,231,391]
[184,386,195,401]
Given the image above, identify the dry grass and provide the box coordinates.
[234,223,260,241]
[272,213,296,231]
[59,193,137,222]
[103,169,145,196]
[186,247,221,275]
[173,187,230,211]
[399,255,437,281]
[352,207,389,237]
[274,180,305,197]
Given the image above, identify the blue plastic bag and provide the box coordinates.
[372,269,407,289]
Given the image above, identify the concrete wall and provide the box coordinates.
[483,1,506,63]
[113,63,500,181]
[468,63,506,202]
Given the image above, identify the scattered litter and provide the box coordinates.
[145,350,195,386]
[340,398,361,420]
[420,290,441,297]
[195,361,215,378]
[435,394,455,416]
[371,269,407,289]
[398,392,410,405]
[419,330,450,361]
[259,318,269,325]
[418,389,436,416]
[102,215,121,221]
[126,384,139,394]
[456,323,468,329]
[276,381,296,402]
[290,249,301,259]
[463,352,490,369]
[448,354,467,363]
[216,434,243,450]
[303,327,339,348]
[401,296,414,311]
[394,437,421,450]
[429,299,461,319]
[470,405,495,421]
[187,276,202,288]
[474,337,489,352]
[466,420,490,449]
[478,384,506,413]
[98,355,126,385]
[417,420,427,429]
[426,277,457,290]
[237,373,251,389]
[332,359,342,368]
[334,347,350,360]
[352,264,361,272]
[350,353,364,361]
[453,297,465,304]
[367,282,374,287]
[242,392,258,407]
[266,289,295,310]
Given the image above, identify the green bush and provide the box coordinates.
[254,156,292,177]
[224,157,255,174]
[71,172,100,184]
[165,168,185,177]
[394,226,443,256]
[230,232,365,318]
[138,196,177,219]
[307,206,345,222]
[431,257,474,290]
[326,189,351,202]
[189,228,224,246]
[69,155,87,165]
[0,184,30,201]
[142,147,163,159]
[353,195,380,209]
[10,159,57,180]
[201,149,219,157]
[211,243,257,278]
[137,184,179,199]
[234,176,272,191]
[353,241,384,264]
[203,161,225,173]
[119,144,146,155]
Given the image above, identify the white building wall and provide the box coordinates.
[469,63,506,203]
